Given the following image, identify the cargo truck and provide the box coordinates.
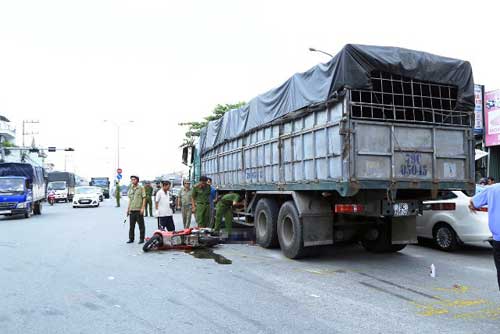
[183,44,475,259]
[47,171,76,202]
[89,177,110,199]
[0,162,46,218]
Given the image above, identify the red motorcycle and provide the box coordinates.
[142,227,220,252]
[47,191,56,206]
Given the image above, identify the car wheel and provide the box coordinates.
[433,223,459,251]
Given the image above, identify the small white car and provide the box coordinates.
[416,190,492,251]
[90,187,104,202]
[73,186,101,208]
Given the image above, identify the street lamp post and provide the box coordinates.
[103,120,134,172]
[309,47,334,58]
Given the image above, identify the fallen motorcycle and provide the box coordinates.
[142,227,220,252]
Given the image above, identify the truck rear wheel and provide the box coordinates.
[277,201,307,259]
[254,198,279,248]
[361,220,407,253]
[33,202,42,215]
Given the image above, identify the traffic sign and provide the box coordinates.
[117,174,122,180]
[117,168,122,174]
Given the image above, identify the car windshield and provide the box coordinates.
[92,179,108,186]
[48,181,66,190]
[0,178,24,192]
[76,187,97,194]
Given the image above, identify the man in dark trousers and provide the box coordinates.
[127,175,146,244]
[155,181,175,231]
[470,183,500,291]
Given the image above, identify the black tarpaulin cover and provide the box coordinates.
[0,163,36,182]
[200,44,474,153]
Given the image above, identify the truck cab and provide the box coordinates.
[47,181,69,202]
[0,176,33,218]
[90,178,110,199]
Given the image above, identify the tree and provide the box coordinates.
[179,101,246,146]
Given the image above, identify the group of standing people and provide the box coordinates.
[190,175,243,235]
[124,174,243,244]
[124,175,175,244]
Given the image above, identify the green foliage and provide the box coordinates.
[1,140,15,148]
[179,101,246,146]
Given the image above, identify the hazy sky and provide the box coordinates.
[0,0,498,181]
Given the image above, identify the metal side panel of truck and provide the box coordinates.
[195,71,474,259]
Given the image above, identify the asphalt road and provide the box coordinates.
[1,200,499,333]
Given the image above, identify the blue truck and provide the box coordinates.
[0,163,46,218]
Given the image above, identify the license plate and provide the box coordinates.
[393,203,410,216]
[0,210,11,214]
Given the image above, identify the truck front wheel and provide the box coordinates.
[277,201,307,259]
[254,198,279,248]
[24,206,33,219]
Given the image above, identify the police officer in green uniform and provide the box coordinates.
[214,192,243,235]
[115,181,121,207]
[127,175,146,244]
[144,182,153,217]
[191,176,211,228]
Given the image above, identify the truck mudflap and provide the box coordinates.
[293,192,334,247]
[391,216,418,245]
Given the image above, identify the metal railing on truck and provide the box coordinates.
[350,71,471,127]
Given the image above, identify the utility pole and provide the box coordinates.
[103,120,133,172]
[22,120,40,147]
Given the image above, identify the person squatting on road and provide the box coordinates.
[469,183,500,290]
[191,175,211,228]
[155,181,175,231]
[144,181,154,217]
[177,180,192,228]
[214,192,244,236]
[127,175,146,244]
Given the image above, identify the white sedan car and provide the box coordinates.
[73,186,101,208]
[416,190,492,251]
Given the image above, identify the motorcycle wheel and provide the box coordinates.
[199,236,220,247]
[142,235,163,252]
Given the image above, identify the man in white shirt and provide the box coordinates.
[155,181,175,231]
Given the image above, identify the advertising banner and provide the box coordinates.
[485,89,500,146]
[474,85,484,135]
